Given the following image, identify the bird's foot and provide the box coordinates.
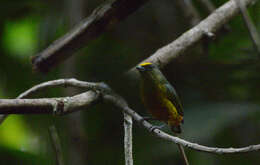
[149,124,167,132]
[170,125,182,134]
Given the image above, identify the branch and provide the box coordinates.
[235,0,260,55]
[18,78,105,98]
[124,113,133,165]
[103,93,260,155]
[32,0,256,76]
[1,79,260,154]
[49,125,64,165]
[0,91,99,114]
[31,0,150,72]
[177,143,189,165]
[0,78,102,124]
[0,78,112,123]
[195,0,230,32]
[1,0,258,159]
[129,0,256,74]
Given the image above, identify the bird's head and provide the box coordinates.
[136,62,156,73]
[136,62,166,83]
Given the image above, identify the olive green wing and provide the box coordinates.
[165,83,184,116]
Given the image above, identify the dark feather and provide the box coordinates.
[165,83,184,116]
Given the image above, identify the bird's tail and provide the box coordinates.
[170,125,182,134]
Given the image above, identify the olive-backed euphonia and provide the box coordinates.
[137,62,184,133]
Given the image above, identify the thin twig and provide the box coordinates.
[124,113,133,165]
[177,143,189,165]
[49,125,64,165]
[17,78,104,98]
[235,0,260,55]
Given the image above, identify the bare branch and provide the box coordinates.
[0,78,105,124]
[0,78,113,124]
[18,78,104,98]
[124,113,133,165]
[235,0,260,55]
[178,143,189,165]
[49,125,64,165]
[0,91,99,115]
[195,0,231,32]
[128,0,256,74]
[31,0,150,72]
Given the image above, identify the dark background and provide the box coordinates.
[0,0,260,164]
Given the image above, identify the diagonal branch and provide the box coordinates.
[32,0,150,72]
[195,0,231,31]
[128,0,257,75]
[33,0,256,74]
[235,0,260,55]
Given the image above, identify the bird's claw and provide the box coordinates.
[149,124,166,132]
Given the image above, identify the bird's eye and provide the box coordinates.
[146,65,154,69]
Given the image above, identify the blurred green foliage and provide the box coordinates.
[0,0,260,165]
[0,116,37,152]
[2,17,39,59]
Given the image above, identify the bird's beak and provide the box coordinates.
[136,65,145,72]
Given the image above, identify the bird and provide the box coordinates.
[136,62,184,133]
